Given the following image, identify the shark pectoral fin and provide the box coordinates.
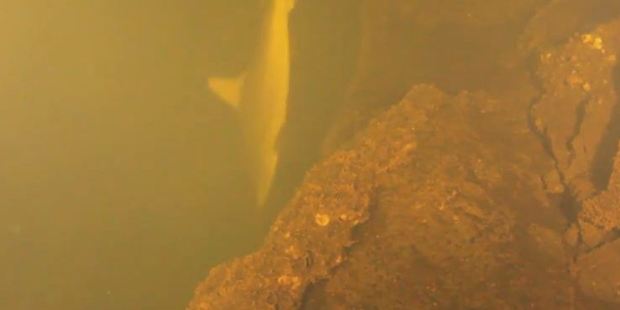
[207,73,247,108]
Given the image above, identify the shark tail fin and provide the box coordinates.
[207,73,247,108]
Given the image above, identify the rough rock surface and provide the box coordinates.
[576,239,620,304]
[572,144,620,304]
[188,85,572,309]
[531,18,620,200]
[577,142,620,249]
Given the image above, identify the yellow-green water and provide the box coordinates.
[1,1,617,309]
[1,2,261,309]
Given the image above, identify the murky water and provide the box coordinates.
[1,2,260,309]
[2,1,619,309]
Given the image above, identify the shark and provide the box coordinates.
[208,0,295,209]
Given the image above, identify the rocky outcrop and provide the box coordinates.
[577,142,620,249]
[188,85,572,309]
[571,143,620,305]
[531,18,620,200]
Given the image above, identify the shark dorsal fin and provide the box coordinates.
[207,73,246,108]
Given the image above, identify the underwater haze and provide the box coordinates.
[3,0,620,309]
[1,1,263,309]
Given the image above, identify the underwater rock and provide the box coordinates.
[188,85,573,309]
[573,143,620,305]
[577,142,620,249]
[575,237,620,304]
[531,17,620,200]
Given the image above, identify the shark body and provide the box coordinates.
[208,0,295,208]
